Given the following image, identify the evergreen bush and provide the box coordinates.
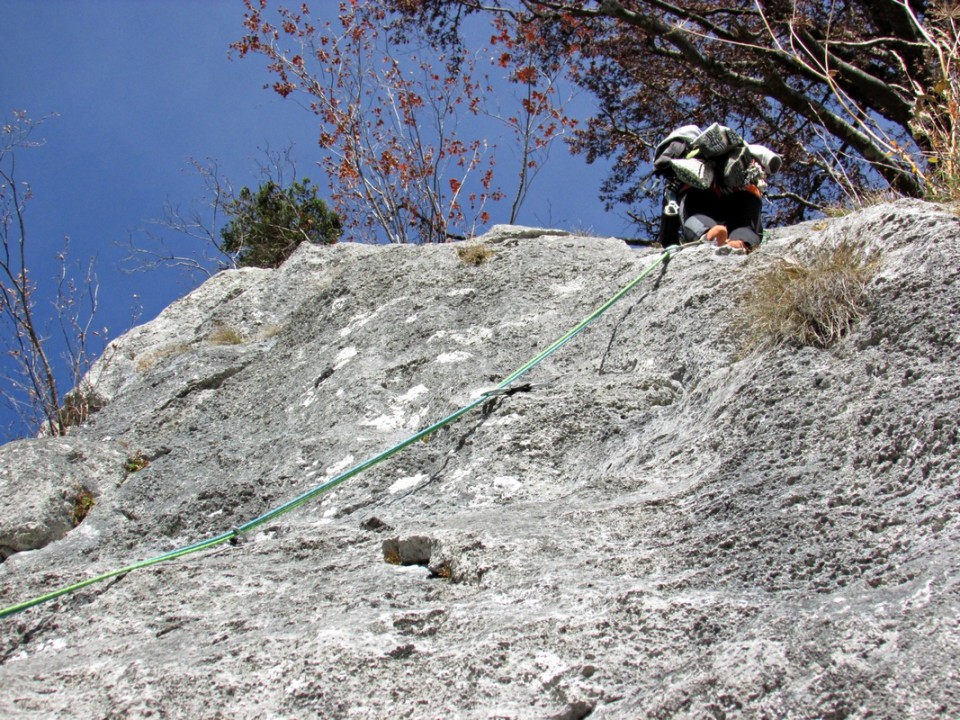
[220,179,341,268]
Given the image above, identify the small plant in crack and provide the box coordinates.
[70,488,97,527]
[430,561,454,580]
[125,451,150,474]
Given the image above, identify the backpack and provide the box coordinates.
[652,125,699,246]
[654,123,752,191]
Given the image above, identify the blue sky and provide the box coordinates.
[1,1,618,440]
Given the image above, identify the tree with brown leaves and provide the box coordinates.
[379,0,955,229]
[234,1,577,242]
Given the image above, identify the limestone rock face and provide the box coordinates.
[0,438,126,558]
[1,202,958,718]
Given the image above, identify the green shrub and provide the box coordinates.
[737,238,881,351]
[221,178,342,268]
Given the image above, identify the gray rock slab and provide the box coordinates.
[0,438,126,559]
[1,201,958,718]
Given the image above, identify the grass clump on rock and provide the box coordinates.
[738,238,881,351]
[456,243,495,266]
[58,384,107,430]
[207,325,246,345]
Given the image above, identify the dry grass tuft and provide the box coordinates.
[207,325,246,345]
[821,189,901,217]
[456,243,495,266]
[136,343,191,372]
[737,238,881,351]
[258,324,284,339]
[58,384,107,429]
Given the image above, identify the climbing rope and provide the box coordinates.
[1,245,682,620]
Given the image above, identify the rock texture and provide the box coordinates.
[1,200,959,718]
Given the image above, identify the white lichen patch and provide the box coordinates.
[398,384,428,402]
[360,408,425,432]
[498,313,541,329]
[428,327,493,346]
[467,473,523,507]
[551,279,585,295]
[389,473,427,494]
[447,468,469,486]
[494,476,522,494]
[436,350,473,364]
[451,328,493,345]
[360,385,429,431]
[335,346,358,368]
[324,455,355,478]
[339,296,409,338]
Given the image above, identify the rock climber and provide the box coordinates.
[654,123,781,253]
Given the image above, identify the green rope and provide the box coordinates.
[0,247,674,620]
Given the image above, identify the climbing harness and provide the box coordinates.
[0,244,686,620]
